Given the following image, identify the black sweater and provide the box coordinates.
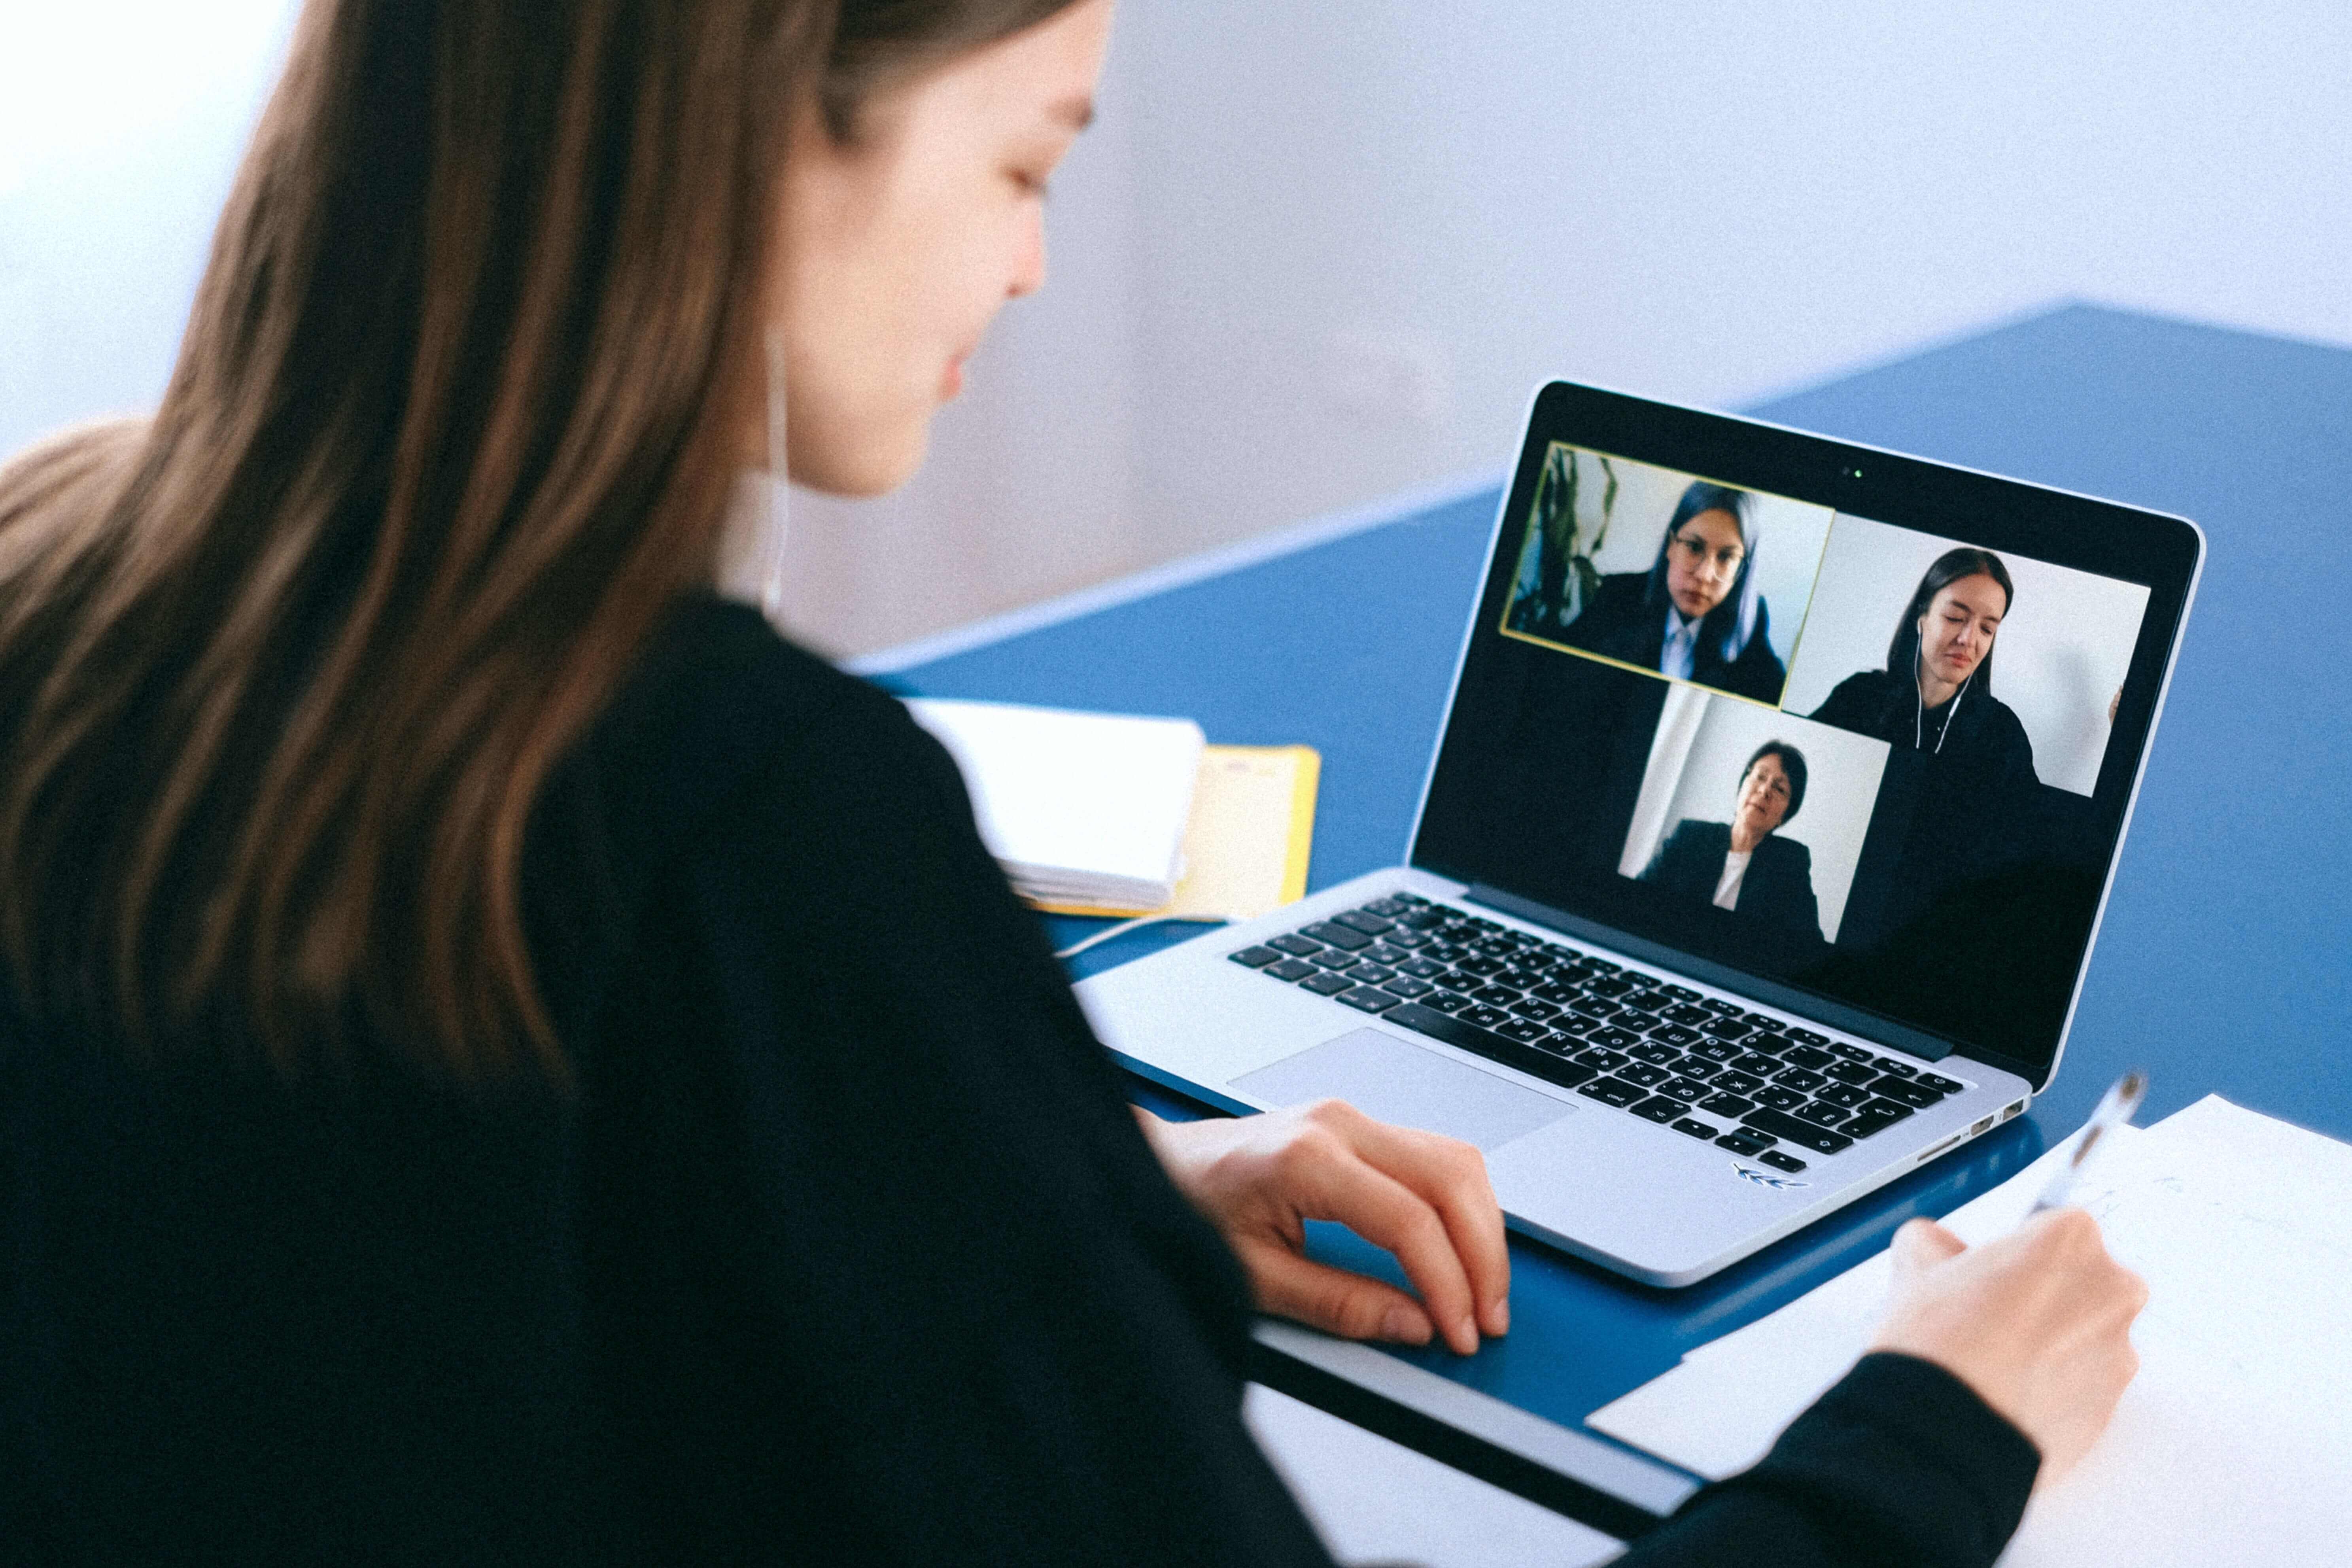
[0,597,2037,1564]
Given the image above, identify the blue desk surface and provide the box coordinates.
[876,304,2352,1503]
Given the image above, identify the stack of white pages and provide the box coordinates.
[1588,1095,2352,1565]
[904,698,1206,914]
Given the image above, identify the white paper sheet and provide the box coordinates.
[903,698,1204,910]
[1589,1097,2352,1565]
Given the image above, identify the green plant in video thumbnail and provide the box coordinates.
[1508,443,1618,639]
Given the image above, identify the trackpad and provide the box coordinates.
[1231,1028,1576,1152]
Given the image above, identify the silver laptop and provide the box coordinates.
[1076,381,2202,1286]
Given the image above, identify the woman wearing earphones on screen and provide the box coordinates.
[1809,548,2039,783]
[0,1,2138,1561]
[1563,481,1788,702]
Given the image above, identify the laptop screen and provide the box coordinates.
[1413,383,2201,1086]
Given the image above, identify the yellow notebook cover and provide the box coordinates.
[1033,744,1319,921]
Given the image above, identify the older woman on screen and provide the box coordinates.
[1640,741,1821,937]
[1810,547,2037,783]
[1563,481,1787,702]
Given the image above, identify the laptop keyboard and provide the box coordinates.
[1227,893,1970,1176]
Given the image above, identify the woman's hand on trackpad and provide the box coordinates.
[1137,1101,1510,1356]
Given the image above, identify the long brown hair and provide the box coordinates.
[0,0,1078,1083]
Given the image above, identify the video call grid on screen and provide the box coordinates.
[1417,401,2194,1077]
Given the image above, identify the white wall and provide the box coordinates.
[6,1,2347,657]
[1621,685,1890,944]
[1780,514,2150,796]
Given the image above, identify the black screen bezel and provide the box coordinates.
[1410,381,2203,1090]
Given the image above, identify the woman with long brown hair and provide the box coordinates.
[0,2,2142,1562]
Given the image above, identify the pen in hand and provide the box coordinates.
[2028,1069,2148,1216]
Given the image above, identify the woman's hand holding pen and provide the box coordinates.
[1137,1101,1511,1356]
[1872,1210,2148,1487]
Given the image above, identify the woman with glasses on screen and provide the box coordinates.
[0,1,2140,1561]
[1562,481,1789,702]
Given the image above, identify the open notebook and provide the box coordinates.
[1588,1096,2352,1564]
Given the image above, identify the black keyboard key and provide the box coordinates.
[1717,1129,1775,1156]
[1421,990,1471,1014]
[1794,1101,1851,1128]
[1870,1076,1944,1109]
[1691,1039,1743,1064]
[1613,1008,1662,1034]
[1396,957,1445,980]
[1530,981,1582,1004]
[1380,1002,1600,1094]
[1574,999,1624,1021]
[1550,1013,1600,1037]
[1584,976,1634,998]
[1664,1004,1713,1027]
[1743,1015,1787,1035]
[1700,997,1743,1015]
[1227,946,1282,968]
[1474,936,1522,957]
[1650,1023,1702,1047]
[1496,967,1548,991]
[1392,892,1428,904]
[1424,942,1469,963]
[1509,997,1560,1020]
[1699,1091,1756,1117]
[1359,945,1409,968]
[1398,910,1448,931]
[1581,956,1621,974]
[1300,921,1372,950]
[1381,929,1429,950]
[1456,955,1506,978]
[1702,1017,1756,1041]
[1872,1057,1918,1078]
[1740,1107,1855,1154]
[1758,1150,1808,1174]
[1310,949,1363,971]
[1337,986,1404,1014]
[1498,1018,1553,1044]
[1585,1027,1639,1052]
[1361,897,1412,917]
[1618,1062,1670,1088]
[1301,971,1354,996]
[1670,1056,1720,1081]
[1731,1052,1783,1076]
[1624,991,1675,1014]
[1660,984,1700,1002]
[1779,1044,1834,1070]
[1629,1042,1682,1066]
[1824,1061,1879,1086]
[1333,909,1395,935]
[1818,1083,1872,1108]
[1577,1077,1647,1108]
[1269,933,1323,956]
[1785,1027,1830,1046]
[1459,1005,1510,1029]
[1775,1067,1827,1092]
[1841,1105,1915,1140]
[1710,1069,1765,1097]
[1756,1085,1808,1111]
[1917,1072,1966,1095]
[1265,958,1318,982]
[1659,1077,1709,1104]
[1434,969,1480,991]
[1382,976,1434,999]
[1350,963,1396,985]
[1572,1046,1629,1072]
[1630,1095,1683,1124]
[1826,1042,1874,1062]
[1470,985,1519,1007]
[1671,1117,1718,1141]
